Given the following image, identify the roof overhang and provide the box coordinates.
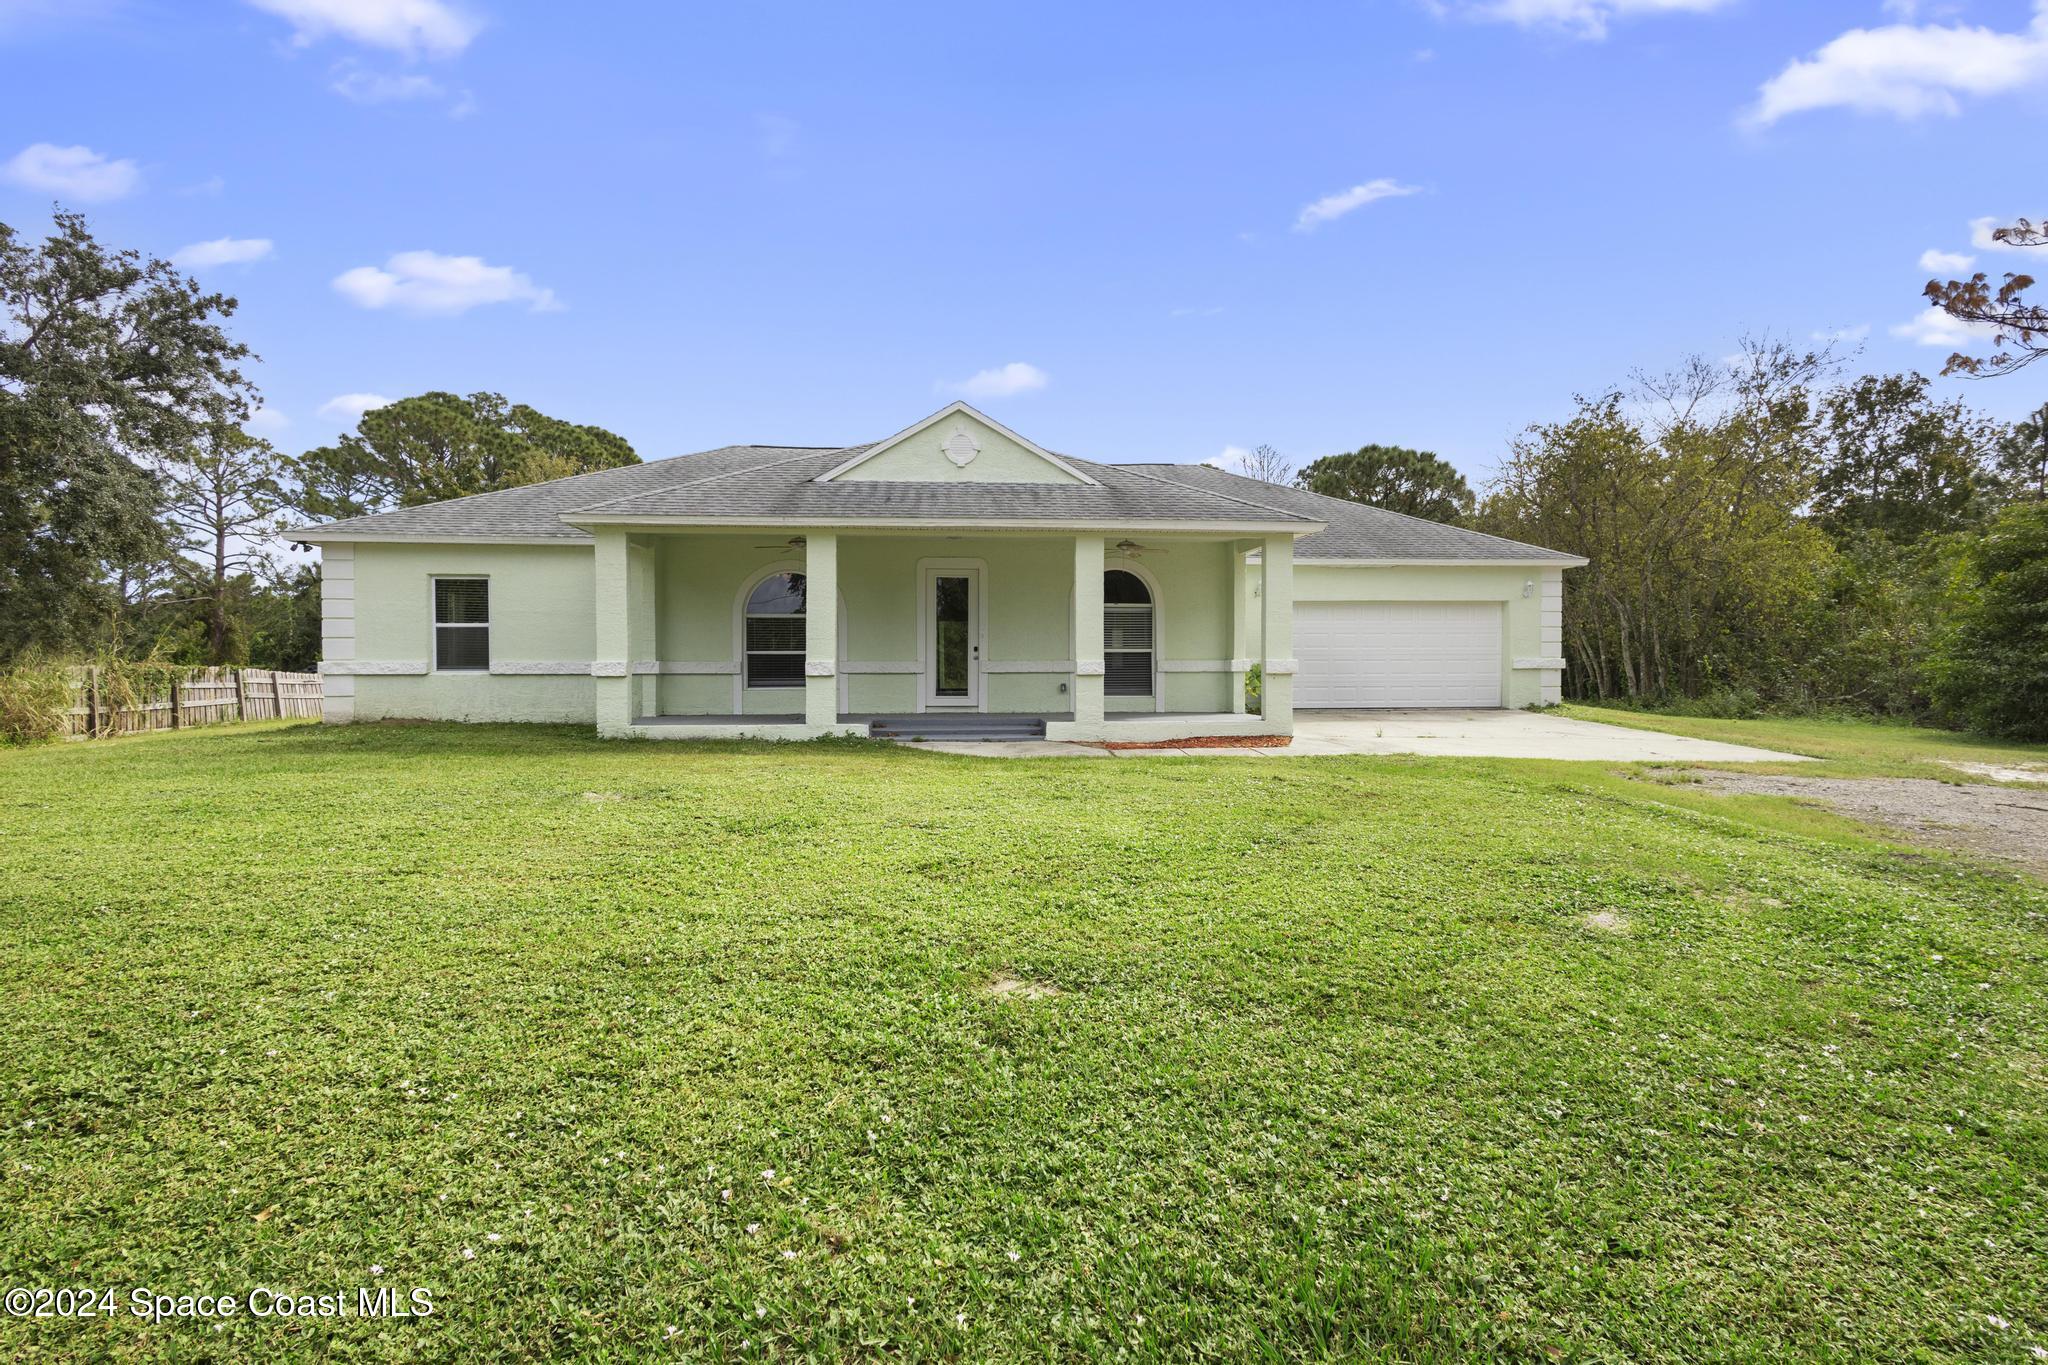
[291,530,590,546]
[1282,555,1590,568]
[559,514,1322,536]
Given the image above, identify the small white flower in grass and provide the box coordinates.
[461,1247,475,1260]
[1988,1314,2010,1329]
[746,1223,761,1235]
[781,1249,797,1260]
[664,1326,680,1340]
[1007,1249,1021,1262]
[2028,1345,2046,1360]
[956,1312,967,1328]
[761,1169,775,1182]
[265,1049,279,1057]
[369,1265,384,1276]
[755,1306,766,1319]
[486,1232,501,1243]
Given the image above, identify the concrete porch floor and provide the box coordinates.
[895,709,1810,762]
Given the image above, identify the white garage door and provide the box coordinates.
[1294,601,1503,708]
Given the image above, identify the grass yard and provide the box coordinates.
[1,722,2044,1362]
[1559,705,2048,780]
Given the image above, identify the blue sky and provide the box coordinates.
[3,0,2044,486]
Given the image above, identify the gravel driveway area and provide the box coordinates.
[1670,770,2048,878]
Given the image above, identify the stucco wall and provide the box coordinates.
[322,541,598,724]
[1251,561,1565,708]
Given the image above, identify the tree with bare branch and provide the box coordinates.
[159,423,289,663]
[1923,218,2045,378]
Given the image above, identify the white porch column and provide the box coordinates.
[1260,534,1294,732]
[594,528,633,737]
[803,531,839,727]
[1071,534,1105,726]
[1227,542,1250,715]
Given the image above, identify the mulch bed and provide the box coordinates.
[1097,734,1292,751]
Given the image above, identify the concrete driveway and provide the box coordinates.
[900,709,1808,762]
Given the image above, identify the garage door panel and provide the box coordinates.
[1295,602,1502,708]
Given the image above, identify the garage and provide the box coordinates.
[1293,601,1504,708]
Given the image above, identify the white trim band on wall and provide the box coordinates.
[803,660,836,677]
[591,660,630,677]
[1160,660,1236,673]
[1263,659,1299,676]
[840,661,922,675]
[1074,661,1106,677]
[491,661,592,675]
[1513,657,1569,670]
[318,660,429,676]
[981,660,1075,674]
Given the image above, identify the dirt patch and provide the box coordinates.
[1581,910,1630,935]
[1943,761,2048,786]
[1098,735,1292,751]
[1664,769,2048,879]
[987,971,1061,1000]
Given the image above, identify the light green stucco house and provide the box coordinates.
[296,403,1584,742]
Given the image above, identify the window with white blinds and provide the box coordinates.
[433,578,490,671]
[1103,569,1154,698]
[744,572,807,688]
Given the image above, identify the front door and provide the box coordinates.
[923,567,982,708]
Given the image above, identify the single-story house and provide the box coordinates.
[295,402,1584,742]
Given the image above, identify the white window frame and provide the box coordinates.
[739,565,808,692]
[430,575,490,673]
[1103,560,1163,711]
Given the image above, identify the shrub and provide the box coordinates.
[1245,663,1263,715]
[0,657,74,745]
[1925,500,2048,741]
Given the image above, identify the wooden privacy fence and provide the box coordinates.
[66,667,322,738]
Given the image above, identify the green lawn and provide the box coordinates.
[1559,705,2048,779]
[2,723,2044,1362]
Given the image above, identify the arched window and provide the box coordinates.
[1103,569,1154,697]
[744,572,806,688]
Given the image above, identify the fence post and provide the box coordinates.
[86,666,100,738]
[232,667,246,722]
[168,672,182,730]
[274,669,286,718]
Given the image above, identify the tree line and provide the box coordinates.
[1244,336,2045,740]
[2,212,639,675]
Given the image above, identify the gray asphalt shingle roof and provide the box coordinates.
[1115,463,1582,563]
[296,438,1577,563]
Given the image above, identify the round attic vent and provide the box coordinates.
[941,429,981,468]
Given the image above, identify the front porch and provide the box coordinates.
[587,528,1299,742]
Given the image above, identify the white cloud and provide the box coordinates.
[172,236,274,268]
[245,0,479,58]
[1748,4,2048,126]
[1294,178,1421,232]
[1205,444,1251,470]
[246,405,291,434]
[331,67,443,102]
[332,251,560,315]
[1919,247,1976,273]
[1,143,140,201]
[1970,214,2039,253]
[1891,305,2000,347]
[1444,0,1735,41]
[943,362,1049,399]
[318,392,394,422]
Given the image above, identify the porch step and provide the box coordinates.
[868,714,1047,743]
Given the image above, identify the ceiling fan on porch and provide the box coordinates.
[1112,538,1168,557]
[754,535,807,551]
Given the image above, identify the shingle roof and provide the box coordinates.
[295,443,1320,540]
[294,437,1578,563]
[1116,464,1582,563]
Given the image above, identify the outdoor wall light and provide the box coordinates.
[1522,579,1535,598]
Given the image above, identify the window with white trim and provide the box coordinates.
[433,578,490,671]
[1103,569,1154,697]
[744,572,806,688]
